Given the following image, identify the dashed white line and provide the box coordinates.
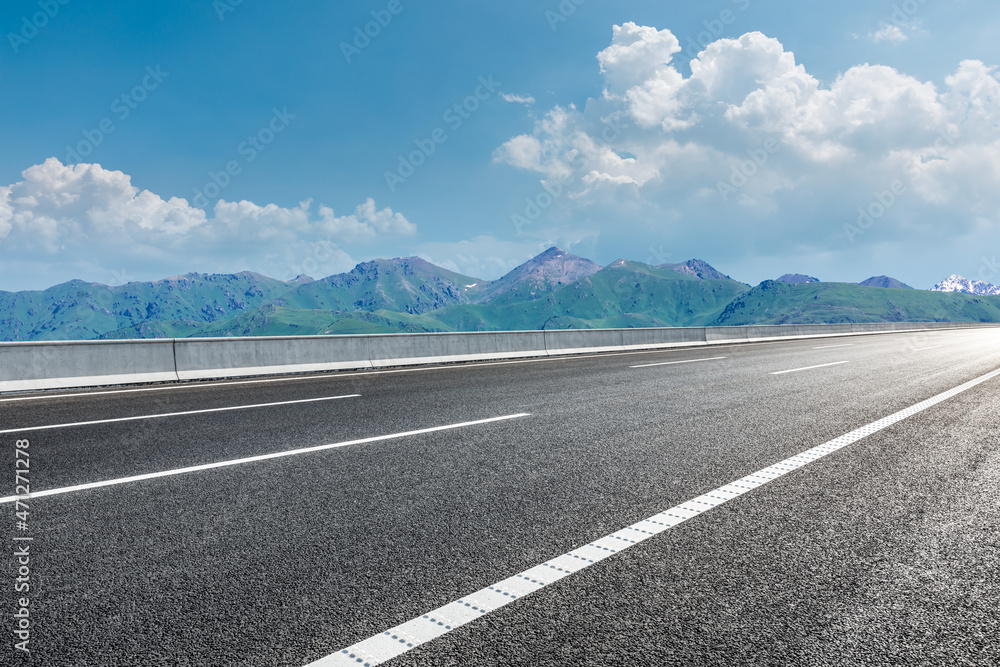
[630,356,727,369]
[913,346,943,352]
[0,413,531,504]
[0,394,361,434]
[308,366,1000,667]
[812,343,854,350]
[770,361,849,375]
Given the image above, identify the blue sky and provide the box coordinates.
[2,0,1000,290]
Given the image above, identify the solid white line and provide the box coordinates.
[812,343,854,350]
[310,366,1000,667]
[630,356,727,369]
[770,361,849,375]
[0,414,531,504]
[0,394,361,434]
[913,346,943,352]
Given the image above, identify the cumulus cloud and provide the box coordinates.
[0,158,416,287]
[502,93,536,105]
[871,24,908,43]
[0,186,13,240]
[598,22,681,91]
[495,23,1000,284]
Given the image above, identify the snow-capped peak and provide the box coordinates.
[931,274,1000,296]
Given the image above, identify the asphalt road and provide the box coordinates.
[2,328,999,666]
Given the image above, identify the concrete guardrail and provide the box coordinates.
[0,322,996,392]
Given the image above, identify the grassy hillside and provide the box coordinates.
[17,252,1000,342]
[713,280,1000,324]
[0,272,298,341]
[111,260,751,337]
[472,247,602,306]
[411,260,751,330]
[272,257,485,314]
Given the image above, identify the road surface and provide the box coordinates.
[2,328,998,666]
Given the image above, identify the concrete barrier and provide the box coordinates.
[705,326,750,343]
[1,322,997,393]
[621,327,706,350]
[0,339,177,392]
[368,331,547,368]
[174,335,373,380]
[544,329,624,355]
[739,323,857,342]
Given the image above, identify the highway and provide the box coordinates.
[2,328,999,666]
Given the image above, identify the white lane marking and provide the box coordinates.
[0,395,361,434]
[913,346,943,352]
[770,361,849,375]
[310,366,1000,667]
[0,414,530,504]
[630,356,727,369]
[812,343,854,350]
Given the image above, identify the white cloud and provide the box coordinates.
[598,22,681,91]
[0,185,13,239]
[495,24,1000,286]
[502,93,536,105]
[0,158,416,287]
[871,24,908,43]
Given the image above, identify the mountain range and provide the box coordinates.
[2,249,999,341]
[931,274,1000,296]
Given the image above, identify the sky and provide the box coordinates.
[2,0,1000,291]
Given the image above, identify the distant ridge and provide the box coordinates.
[776,273,820,284]
[0,271,299,341]
[859,276,913,289]
[273,256,484,315]
[5,251,1000,341]
[659,259,736,282]
[474,247,601,305]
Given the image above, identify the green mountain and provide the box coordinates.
[130,259,752,337]
[0,272,299,341]
[414,260,751,331]
[271,257,485,314]
[776,273,820,284]
[8,250,1000,341]
[713,280,1000,325]
[473,247,603,306]
[659,259,740,282]
[859,275,913,290]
